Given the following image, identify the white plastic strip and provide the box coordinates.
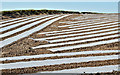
[59,17,111,24]
[1,17,27,24]
[0,55,118,70]
[69,22,118,28]
[0,15,70,48]
[0,15,52,32]
[37,27,118,40]
[46,25,118,36]
[58,22,118,28]
[0,15,43,28]
[0,16,38,24]
[49,30,118,43]
[0,15,58,38]
[38,23,118,35]
[41,65,119,73]
[32,34,118,49]
[0,50,118,61]
[58,24,81,27]
[59,20,114,24]
[48,39,118,52]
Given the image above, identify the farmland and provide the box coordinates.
[0,13,119,74]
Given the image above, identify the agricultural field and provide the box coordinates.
[0,13,119,74]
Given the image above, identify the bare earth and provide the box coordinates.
[1,14,119,74]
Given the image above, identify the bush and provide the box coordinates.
[2,9,81,19]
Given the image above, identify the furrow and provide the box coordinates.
[48,30,118,43]
[0,15,52,32]
[0,15,43,28]
[46,24,118,36]
[69,22,118,28]
[0,15,58,39]
[58,21,118,28]
[38,23,118,35]
[2,59,119,74]
[0,55,118,70]
[48,39,118,52]
[0,15,70,48]
[36,26,118,40]
[0,50,118,61]
[41,65,119,73]
[1,16,35,25]
[32,34,118,49]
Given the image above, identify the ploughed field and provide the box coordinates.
[0,14,119,74]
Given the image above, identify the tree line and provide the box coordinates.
[2,9,81,19]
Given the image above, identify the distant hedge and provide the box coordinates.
[81,12,98,14]
[2,9,81,18]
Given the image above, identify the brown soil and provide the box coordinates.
[1,17,27,25]
[1,14,75,57]
[2,59,119,74]
[1,41,119,57]
[54,42,119,53]
[0,16,43,28]
[48,29,118,41]
[36,36,119,49]
[1,16,50,32]
[1,14,119,74]
[2,52,119,64]
[1,14,119,57]
[1,15,43,24]
[51,32,118,44]
[2,15,62,40]
[38,25,119,38]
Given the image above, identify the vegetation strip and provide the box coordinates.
[2,9,80,20]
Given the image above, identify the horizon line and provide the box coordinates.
[1,9,118,13]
